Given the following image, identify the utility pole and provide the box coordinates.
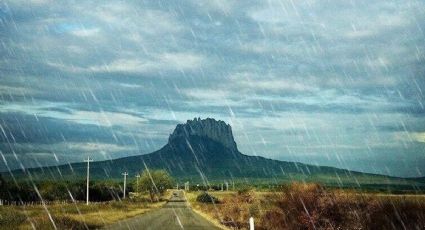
[84,157,93,205]
[135,174,140,194]
[122,172,128,199]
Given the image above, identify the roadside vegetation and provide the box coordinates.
[0,171,174,229]
[188,182,425,230]
[3,171,425,230]
[0,199,165,229]
[0,178,127,203]
[134,169,173,201]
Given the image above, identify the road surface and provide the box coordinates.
[104,190,221,230]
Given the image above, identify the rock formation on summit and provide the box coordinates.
[168,118,238,151]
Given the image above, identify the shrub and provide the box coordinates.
[0,181,39,202]
[39,182,70,201]
[136,170,173,201]
[237,184,252,195]
[260,182,425,230]
[218,189,260,229]
[362,197,425,230]
[90,182,123,201]
[248,203,260,217]
[196,192,219,204]
[261,183,351,230]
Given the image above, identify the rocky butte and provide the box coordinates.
[4,118,390,184]
[169,118,238,152]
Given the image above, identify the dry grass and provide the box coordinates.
[0,200,166,229]
[187,190,263,229]
[188,183,425,230]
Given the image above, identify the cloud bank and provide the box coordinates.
[0,0,424,177]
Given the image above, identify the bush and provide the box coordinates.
[39,182,70,201]
[237,184,252,195]
[260,182,425,230]
[219,190,259,229]
[136,170,173,201]
[196,192,219,203]
[261,183,350,230]
[90,182,123,201]
[363,197,425,230]
[0,181,39,202]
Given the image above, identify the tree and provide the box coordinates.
[0,174,4,189]
[136,169,173,201]
[39,181,69,201]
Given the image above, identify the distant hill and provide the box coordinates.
[3,118,422,187]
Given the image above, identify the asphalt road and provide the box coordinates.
[104,190,221,230]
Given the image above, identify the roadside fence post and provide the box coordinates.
[249,217,254,230]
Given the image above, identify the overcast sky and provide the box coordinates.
[1,0,425,177]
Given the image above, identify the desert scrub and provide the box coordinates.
[260,183,425,230]
[260,183,350,230]
[188,184,425,230]
[219,188,261,229]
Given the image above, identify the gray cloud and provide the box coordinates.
[0,0,425,176]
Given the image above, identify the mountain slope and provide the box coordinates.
[3,118,418,186]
